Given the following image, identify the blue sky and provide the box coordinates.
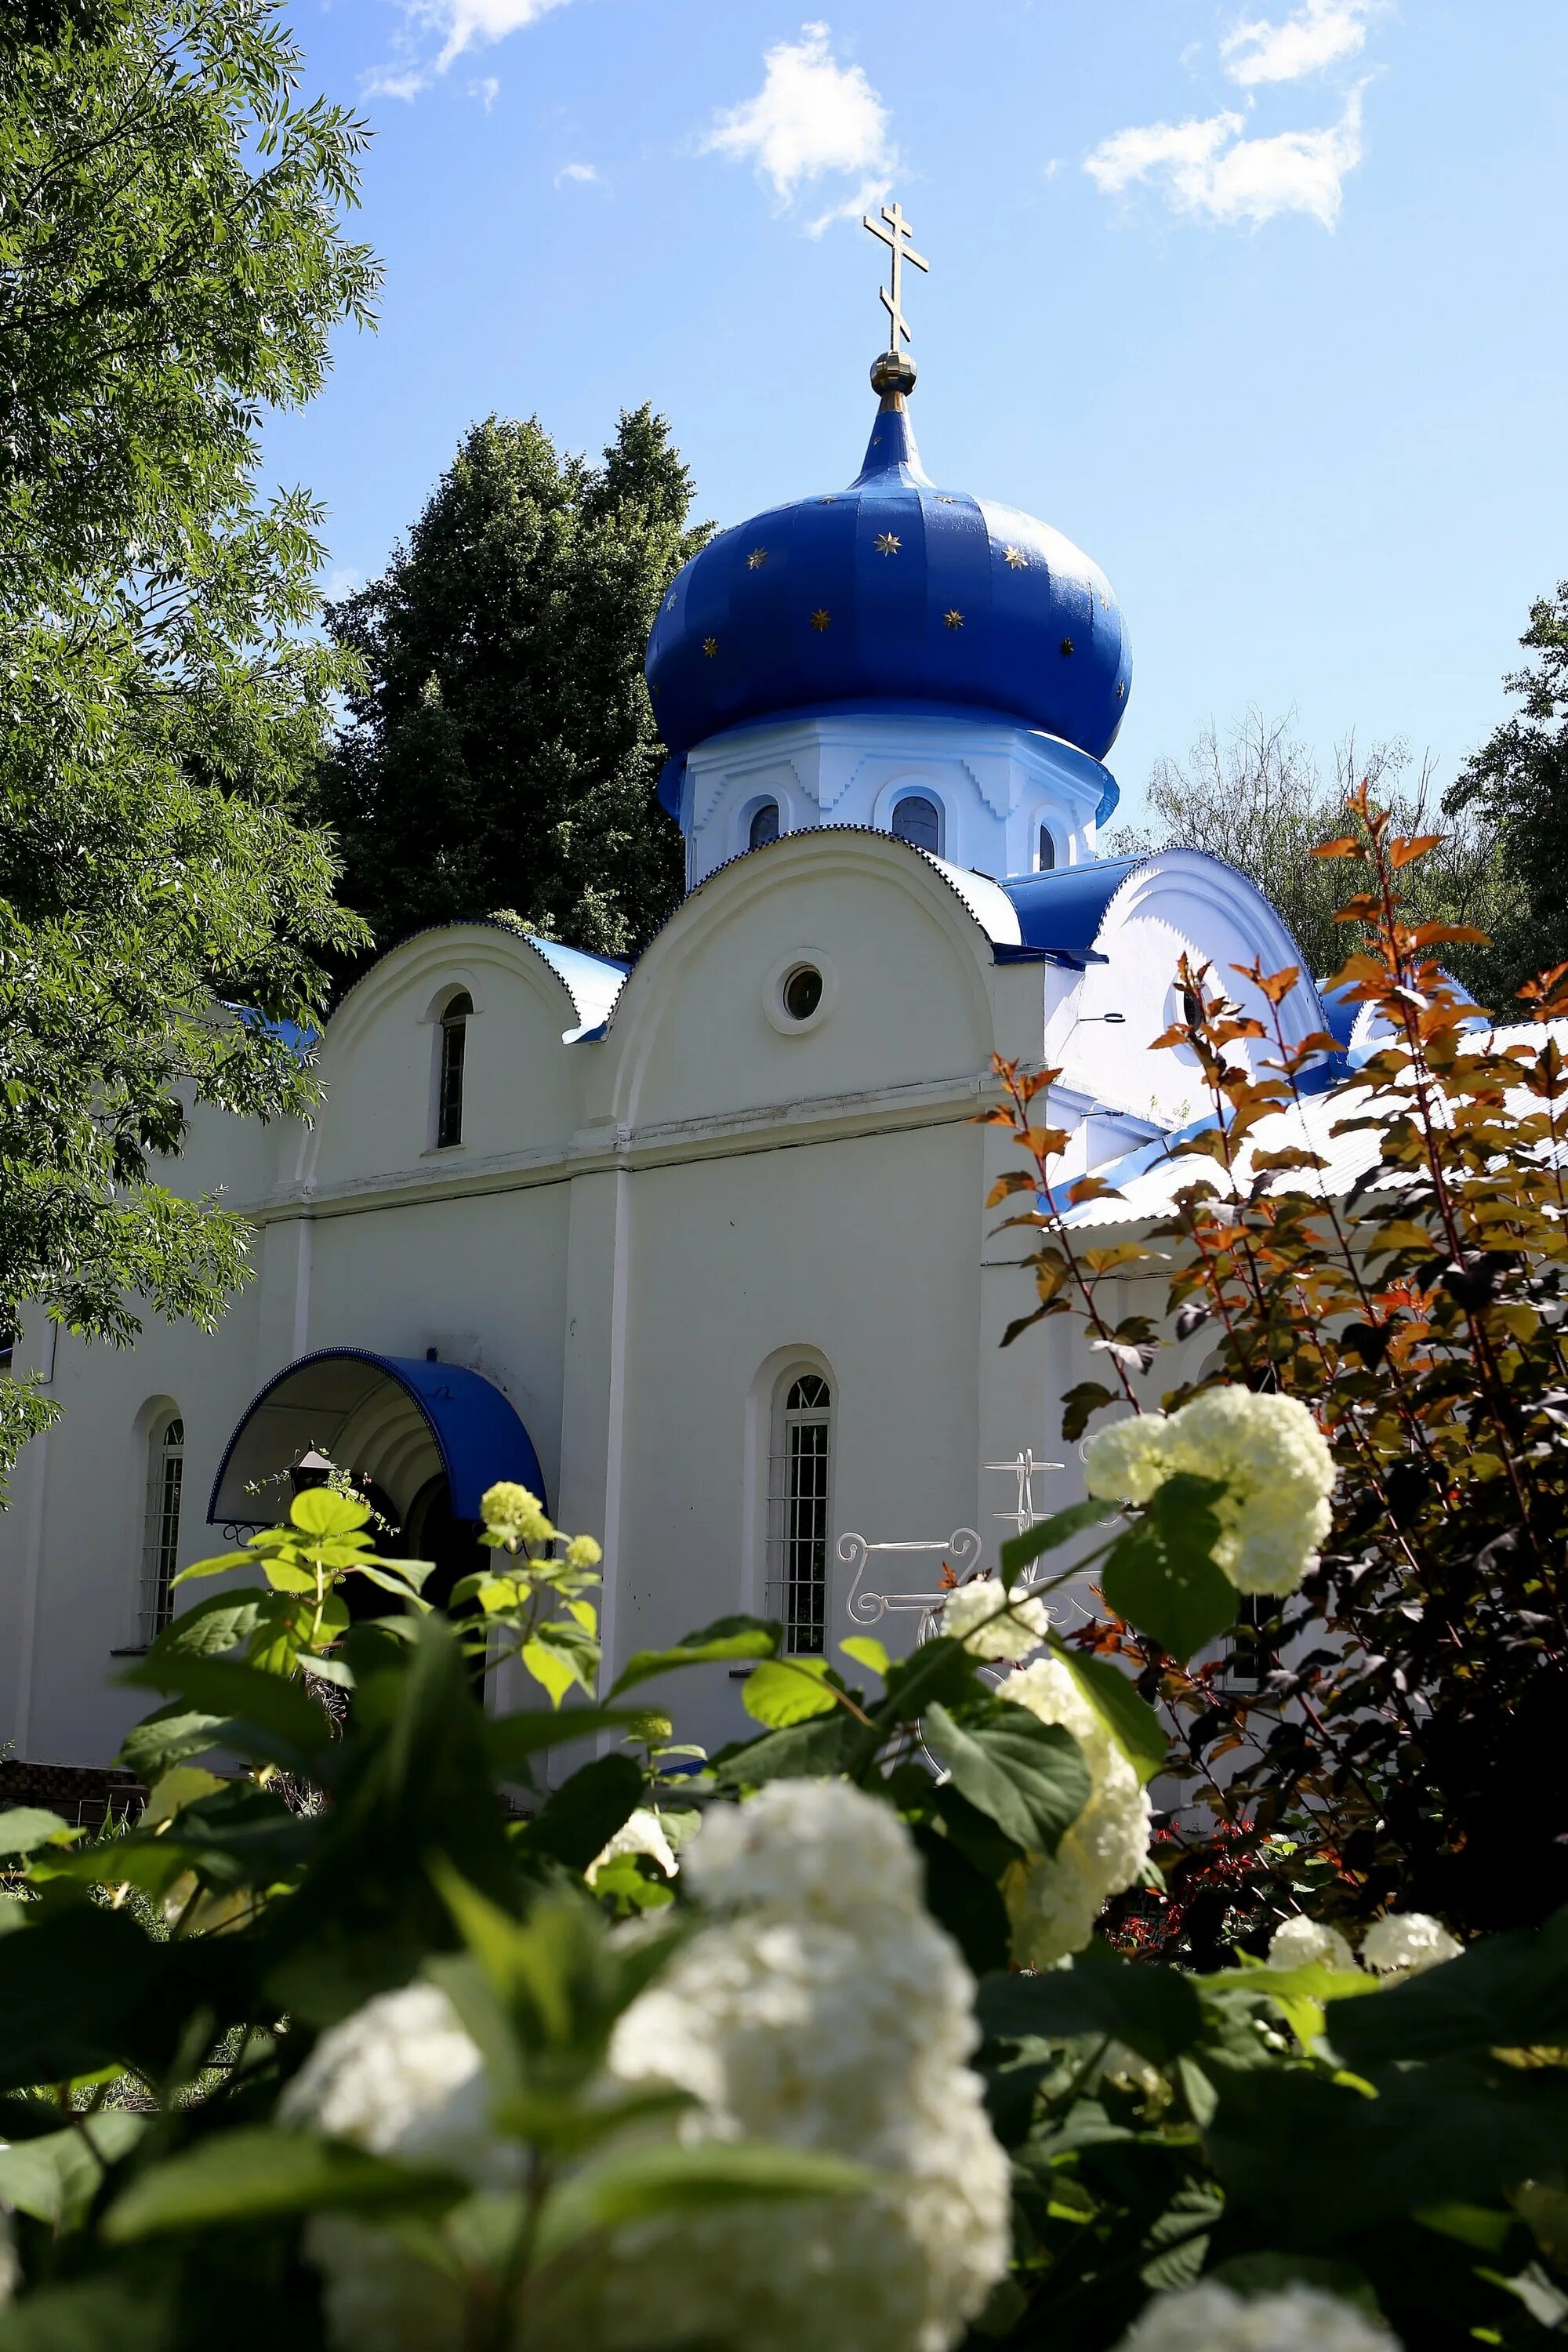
[268,0,1568,823]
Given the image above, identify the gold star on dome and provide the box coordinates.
[937,495,958,505]
[1003,545,1028,570]
[943,608,964,630]
[1060,637,1075,656]
[702,636,718,658]
[1116,681,1127,698]
[818,496,837,506]
[810,608,832,631]
[747,547,768,570]
[874,531,901,557]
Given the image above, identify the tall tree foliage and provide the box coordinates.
[1110,710,1503,993]
[314,408,708,968]
[0,0,379,1494]
[1446,582,1568,1003]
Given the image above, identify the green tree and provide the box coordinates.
[0,0,379,1495]
[1446,581,1568,1002]
[314,407,709,969]
[1110,709,1503,993]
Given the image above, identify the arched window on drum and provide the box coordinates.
[890,794,941,856]
[435,990,472,1149]
[767,1371,833,1653]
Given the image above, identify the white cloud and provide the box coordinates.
[555,160,598,185]
[470,74,499,108]
[1084,89,1363,230]
[702,22,895,227]
[1221,0,1374,86]
[365,0,572,101]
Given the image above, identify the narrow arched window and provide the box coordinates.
[142,1414,184,1641]
[1037,825,1056,872]
[749,800,781,851]
[891,794,940,855]
[769,1372,832,1653]
[437,990,472,1149]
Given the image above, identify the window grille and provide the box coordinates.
[1037,825,1056,871]
[767,1373,831,1653]
[749,800,780,850]
[437,991,472,1148]
[141,1415,184,1642]
[891,795,940,855]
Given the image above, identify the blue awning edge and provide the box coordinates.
[206,1348,546,1528]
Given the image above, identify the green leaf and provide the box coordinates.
[977,1948,1206,2068]
[1101,1479,1237,1661]
[914,1827,1013,1979]
[0,1907,164,2091]
[1053,1645,1170,1784]
[523,1754,644,1872]
[999,1496,1122,1588]
[1326,1907,1568,2069]
[839,1635,889,1679]
[147,1589,270,1661]
[874,1635,984,1727]
[289,1489,371,1537]
[169,1551,256,1588]
[103,2128,464,2241]
[924,1702,1090,1855]
[0,1807,80,1856]
[485,1707,644,1783]
[609,1617,779,1697]
[536,2140,877,2263]
[741,1657,840,1729]
[523,1635,586,1708]
[117,1706,231,1780]
[0,2114,144,2229]
[118,1655,332,1760]
[0,2275,172,2351]
[712,1711,882,1787]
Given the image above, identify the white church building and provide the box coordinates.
[0,270,1338,1774]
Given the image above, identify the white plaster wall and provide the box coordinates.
[682,711,1114,887]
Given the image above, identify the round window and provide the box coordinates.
[782,964,824,1022]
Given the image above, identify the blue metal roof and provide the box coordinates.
[646,396,1131,769]
[997,857,1148,964]
[206,1348,545,1527]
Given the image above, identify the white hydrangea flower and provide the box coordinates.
[586,1806,679,1883]
[279,1980,517,2191]
[1267,1915,1356,1972]
[996,1656,1151,1966]
[580,1780,1012,2352]
[1361,1911,1461,1980]
[289,1784,1010,2352]
[1115,2281,1399,2350]
[942,1577,1051,1661]
[564,1534,602,1570]
[1086,1389,1334,1596]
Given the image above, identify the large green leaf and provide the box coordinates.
[712,1712,882,1788]
[536,2139,877,2262]
[118,1654,332,1760]
[0,1807,78,1856]
[977,1949,1205,2068]
[0,1907,164,2090]
[914,1827,1012,1979]
[1053,1646,1170,1784]
[1327,1907,1568,2067]
[118,1706,233,1780]
[0,2114,145,2228]
[103,2127,464,2241]
[1101,1477,1236,1661]
[522,1753,643,1872]
[999,1496,1122,1588]
[485,1706,644,1784]
[874,1635,985,1727]
[924,1701,1090,1856]
[609,1617,779,1697]
[0,2276,172,2352]
[146,1588,271,1662]
[740,1657,840,1730]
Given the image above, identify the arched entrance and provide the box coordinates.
[206,1351,546,1613]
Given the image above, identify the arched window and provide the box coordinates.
[1037,825,1056,872]
[141,1413,184,1641]
[436,990,472,1149]
[768,1372,832,1653]
[891,794,941,855]
[749,800,781,851]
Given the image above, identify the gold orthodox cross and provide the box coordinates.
[862,200,929,356]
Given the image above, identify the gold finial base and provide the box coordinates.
[870,348,917,400]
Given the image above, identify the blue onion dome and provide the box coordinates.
[646,375,1132,771]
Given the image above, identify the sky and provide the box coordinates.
[267,0,1568,825]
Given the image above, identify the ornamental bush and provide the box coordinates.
[1,1461,1566,2350]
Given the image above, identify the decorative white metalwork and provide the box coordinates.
[837,1526,982,1627]
[985,1448,1065,1541]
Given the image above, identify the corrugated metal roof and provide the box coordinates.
[1064,1021,1568,1232]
